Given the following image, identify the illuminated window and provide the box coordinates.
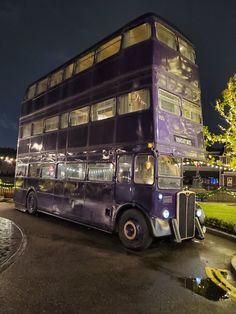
[70,106,89,126]
[118,89,150,115]
[117,155,132,183]
[64,63,74,80]
[41,163,55,179]
[75,52,94,73]
[29,163,41,177]
[88,163,114,182]
[123,23,151,48]
[182,99,202,123]
[158,89,181,116]
[45,116,59,132]
[134,155,154,185]
[96,36,121,63]
[21,123,31,138]
[37,78,48,95]
[32,120,44,135]
[57,163,66,180]
[155,23,177,50]
[60,112,69,129]
[27,84,36,99]
[158,155,182,189]
[50,69,63,87]
[179,38,195,63]
[66,163,86,180]
[15,164,27,177]
[91,98,116,121]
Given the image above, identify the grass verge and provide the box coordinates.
[200,202,236,236]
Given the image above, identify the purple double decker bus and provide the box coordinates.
[14,13,206,250]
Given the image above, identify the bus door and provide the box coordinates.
[115,155,134,204]
[83,162,115,230]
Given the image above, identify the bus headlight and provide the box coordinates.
[158,193,163,200]
[196,208,202,217]
[162,209,170,219]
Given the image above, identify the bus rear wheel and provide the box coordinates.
[118,209,152,250]
[26,191,37,215]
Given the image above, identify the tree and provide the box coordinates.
[204,74,236,168]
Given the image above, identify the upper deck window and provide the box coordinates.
[50,69,63,88]
[155,22,177,50]
[96,36,121,63]
[91,98,116,121]
[123,23,151,48]
[70,106,89,126]
[27,84,36,100]
[21,123,31,138]
[60,112,69,129]
[75,51,94,74]
[158,89,181,116]
[37,78,48,95]
[179,38,195,63]
[182,99,201,123]
[118,89,150,115]
[64,63,74,80]
[45,116,59,132]
[32,120,44,135]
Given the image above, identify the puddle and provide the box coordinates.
[178,277,229,301]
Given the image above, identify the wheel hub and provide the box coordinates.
[124,220,137,240]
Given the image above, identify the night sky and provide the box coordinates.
[0,0,235,148]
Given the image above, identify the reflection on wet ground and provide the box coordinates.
[0,218,23,267]
[178,277,229,301]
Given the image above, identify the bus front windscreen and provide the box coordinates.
[158,155,182,189]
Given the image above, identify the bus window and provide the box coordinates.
[64,63,74,80]
[70,106,89,126]
[57,163,66,180]
[117,155,132,183]
[15,164,27,177]
[45,116,59,132]
[182,100,201,123]
[118,89,150,115]
[179,38,196,63]
[41,163,56,179]
[37,78,48,95]
[155,23,177,50]
[60,112,69,129]
[32,120,44,135]
[29,163,41,177]
[88,163,114,182]
[158,89,181,116]
[91,98,116,121]
[158,155,182,189]
[66,163,86,180]
[50,69,64,88]
[123,23,151,48]
[27,84,36,99]
[75,51,94,74]
[96,36,121,63]
[21,123,31,138]
[134,155,154,185]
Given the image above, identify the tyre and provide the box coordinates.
[118,209,153,250]
[26,191,37,215]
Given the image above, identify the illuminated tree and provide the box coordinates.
[204,74,236,168]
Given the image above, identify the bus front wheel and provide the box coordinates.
[26,191,37,215]
[118,209,152,250]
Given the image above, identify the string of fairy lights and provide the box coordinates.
[183,157,236,173]
[0,156,15,164]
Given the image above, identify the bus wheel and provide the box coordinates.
[26,191,37,215]
[118,209,152,250]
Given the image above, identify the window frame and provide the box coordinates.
[66,162,87,181]
[116,154,133,184]
[134,154,155,185]
[123,23,152,49]
[91,98,116,122]
[87,162,114,182]
[44,116,59,133]
[118,88,150,116]
[96,35,122,63]
[155,22,177,51]
[158,88,181,116]
[69,106,89,127]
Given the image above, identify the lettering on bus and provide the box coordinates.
[174,135,193,146]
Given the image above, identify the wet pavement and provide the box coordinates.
[0,203,235,314]
[0,216,25,272]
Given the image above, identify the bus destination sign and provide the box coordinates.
[174,135,193,146]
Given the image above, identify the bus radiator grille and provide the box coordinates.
[177,191,195,240]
